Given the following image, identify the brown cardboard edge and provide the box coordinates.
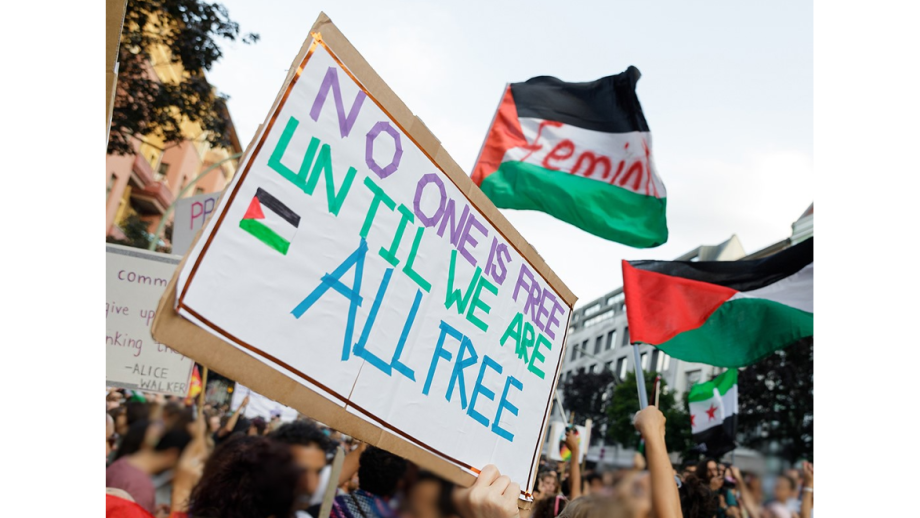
[106,0,127,70]
[314,15,576,310]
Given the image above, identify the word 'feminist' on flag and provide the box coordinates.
[472,66,667,248]
[689,368,738,457]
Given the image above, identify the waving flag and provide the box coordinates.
[472,67,667,248]
[689,369,738,457]
[623,238,813,367]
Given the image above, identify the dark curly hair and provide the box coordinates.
[679,473,718,518]
[189,435,303,518]
[358,446,407,497]
[268,420,333,452]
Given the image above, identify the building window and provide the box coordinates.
[594,336,603,355]
[657,352,670,372]
[195,187,205,195]
[604,361,612,373]
[582,340,589,356]
[606,293,625,308]
[571,345,579,361]
[584,310,614,328]
[584,304,601,316]
[155,162,170,183]
[616,358,627,380]
[687,370,702,387]
[640,352,649,370]
[606,330,616,350]
[622,326,630,347]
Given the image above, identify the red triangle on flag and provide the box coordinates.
[242,195,265,220]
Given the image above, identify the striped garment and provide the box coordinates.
[331,489,396,518]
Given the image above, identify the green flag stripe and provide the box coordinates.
[657,298,813,368]
[240,218,291,255]
[688,369,738,402]
[479,161,668,248]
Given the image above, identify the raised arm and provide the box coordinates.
[338,441,367,486]
[800,462,813,518]
[730,466,761,518]
[565,430,582,499]
[218,395,249,438]
[634,407,681,518]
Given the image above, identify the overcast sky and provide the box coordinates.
[206,0,813,307]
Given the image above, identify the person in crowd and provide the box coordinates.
[214,395,251,445]
[179,435,304,518]
[107,412,117,461]
[204,408,222,435]
[799,462,813,518]
[583,473,604,496]
[783,467,802,514]
[403,471,460,518]
[696,458,740,518]
[331,446,407,518]
[106,426,192,513]
[533,471,560,501]
[677,469,718,518]
[110,406,130,439]
[762,474,798,518]
[269,419,335,512]
[249,416,268,436]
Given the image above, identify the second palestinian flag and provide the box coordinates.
[472,67,667,248]
[623,238,813,368]
[689,369,738,457]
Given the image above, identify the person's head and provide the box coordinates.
[150,428,192,474]
[358,446,408,498]
[585,473,604,494]
[108,407,129,437]
[678,473,718,518]
[190,435,303,518]
[532,494,568,518]
[107,390,123,410]
[537,471,559,497]
[695,459,720,484]
[163,402,192,431]
[680,460,697,481]
[249,416,267,436]
[205,409,221,434]
[784,468,801,488]
[269,420,333,501]
[558,492,644,518]
[773,474,796,503]
[125,401,150,425]
[114,419,153,460]
[106,413,116,460]
[404,472,458,518]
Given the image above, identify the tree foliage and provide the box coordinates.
[737,337,813,462]
[108,0,258,155]
[607,371,695,458]
[561,370,615,429]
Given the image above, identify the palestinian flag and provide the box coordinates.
[239,187,301,255]
[689,369,738,457]
[185,365,202,405]
[622,238,813,368]
[471,67,667,248]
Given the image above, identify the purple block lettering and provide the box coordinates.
[309,67,367,139]
[413,173,446,227]
[365,121,403,179]
[457,213,487,267]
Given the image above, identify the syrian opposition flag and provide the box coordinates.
[471,67,667,248]
[689,369,738,457]
[622,238,813,368]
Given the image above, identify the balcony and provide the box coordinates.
[130,181,174,215]
[130,153,157,188]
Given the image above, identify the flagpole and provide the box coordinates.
[632,344,649,409]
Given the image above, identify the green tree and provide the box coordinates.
[561,370,615,429]
[108,0,259,155]
[737,337,813,462]
[607,370,695,458]
[106,214,172,253]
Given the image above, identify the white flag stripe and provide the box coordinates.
[689,385,738,435]
[728,263,813,313]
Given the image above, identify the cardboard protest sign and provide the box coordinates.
[152,13,575,497]
[231,383,299,423]
[107,244,194,396]
[547,422,588,463]
[106,0,126,141]
[172,192,222,256]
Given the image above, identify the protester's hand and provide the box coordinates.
[241,395,250,407]
[453,465,521,518]
[564,430,580,455]
[730,466,743,481]
[634,406,666,443]
[802,461,813,486]
[154,503,170,518]
[171,408,209,513]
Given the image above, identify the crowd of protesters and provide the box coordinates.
[105,388,813,518]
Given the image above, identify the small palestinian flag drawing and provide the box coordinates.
[472,67,667,248]
[623,238,813,368]
[239,187,301,255]
[689,369,738,457]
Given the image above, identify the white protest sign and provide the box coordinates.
[172,192,221,256]
[231,383,299,423]
[157,18,574,493]
[106,244,194,396]
[547,421,588,463]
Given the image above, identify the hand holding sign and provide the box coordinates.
[453,465,521,518]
